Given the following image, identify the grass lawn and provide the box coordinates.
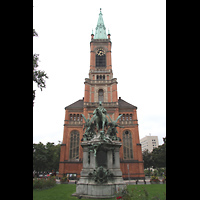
[33,184,166,200]
[127,184,166,200]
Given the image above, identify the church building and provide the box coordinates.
[59,9,145,180]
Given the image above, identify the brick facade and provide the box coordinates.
[58,33,145,180]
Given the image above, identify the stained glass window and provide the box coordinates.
[123,130,133,160]
[69,131,79,160]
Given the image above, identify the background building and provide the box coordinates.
[59,9,144,180]
[140,135,159,152]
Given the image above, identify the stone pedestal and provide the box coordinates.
[72,136,126,199]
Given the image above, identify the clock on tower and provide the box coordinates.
[96,48,106,67]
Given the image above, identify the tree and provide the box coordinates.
[33,142,61,175]
[33,29,48,106]
[142,149,153,176]
[151,137,166,168]
[143,149,153,169]
[142,137,166,171]
[33,142,47,174]
[45,142,61,172]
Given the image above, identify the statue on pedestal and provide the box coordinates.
[73,101,126,198]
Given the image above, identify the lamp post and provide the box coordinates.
[127,164,130,184]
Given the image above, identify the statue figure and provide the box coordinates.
[81,114,96,140]
[88,142,102,158]
[99,130,112,143]
[90,101,108,133]
[107,114,124,140]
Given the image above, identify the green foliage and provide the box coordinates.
[116,185,166,200]
[151,138,166,168]
[60,174,69,183]
[33,142,61,174]
[150,175,160,183]
[143,149,153,169]
[33,142,48,173]
[33,176,56,190]
[142,137,166,169]
[144,169,152,176]
[33,29,48,106]
[116,186,149,200]
[33,184,77,200]
[33,54,48,90]
[33,29,38,36]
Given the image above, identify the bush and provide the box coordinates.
[115,186,149,200]
[33,176,56,190]
[60,174,69,183]
[144,169,151,176]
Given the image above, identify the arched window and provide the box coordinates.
[69,131,79,160]
[73,114,76,121]
[126,114,129,121]
[96,54,106,67]
[98,89,104,102]
[130,114,132,120]
[123,130,133,160]
[97,75,99,80]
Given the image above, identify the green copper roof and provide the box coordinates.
[94,8,107,39]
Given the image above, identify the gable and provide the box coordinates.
[118,98,137,109]
[65,99,83,110]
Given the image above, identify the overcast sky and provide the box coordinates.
[33,0,166,145]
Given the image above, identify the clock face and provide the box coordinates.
[96,48,105,56]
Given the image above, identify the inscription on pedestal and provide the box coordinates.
[96,150,107,167]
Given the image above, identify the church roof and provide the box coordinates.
[94,8,107,39]
[65,98,137,110]
[118,98,137,109]
[64,99,83,110]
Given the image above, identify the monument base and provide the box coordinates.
[72,182,126,199]
[72,194,115,199]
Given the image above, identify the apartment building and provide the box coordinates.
[140,135,159,152]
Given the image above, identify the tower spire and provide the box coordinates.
[94,8,107,39]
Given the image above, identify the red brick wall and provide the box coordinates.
[59,106,144,179]
[112,83,118,102]
[59,37,144,180]
[84,84,90,102]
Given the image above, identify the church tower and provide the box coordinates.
[59,9,145,181]
[84,8,117,104]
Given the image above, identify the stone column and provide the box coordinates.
[90,152,96,169]
[113,147,120,169]
[107,150,113,168]
[83,147,89,168]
